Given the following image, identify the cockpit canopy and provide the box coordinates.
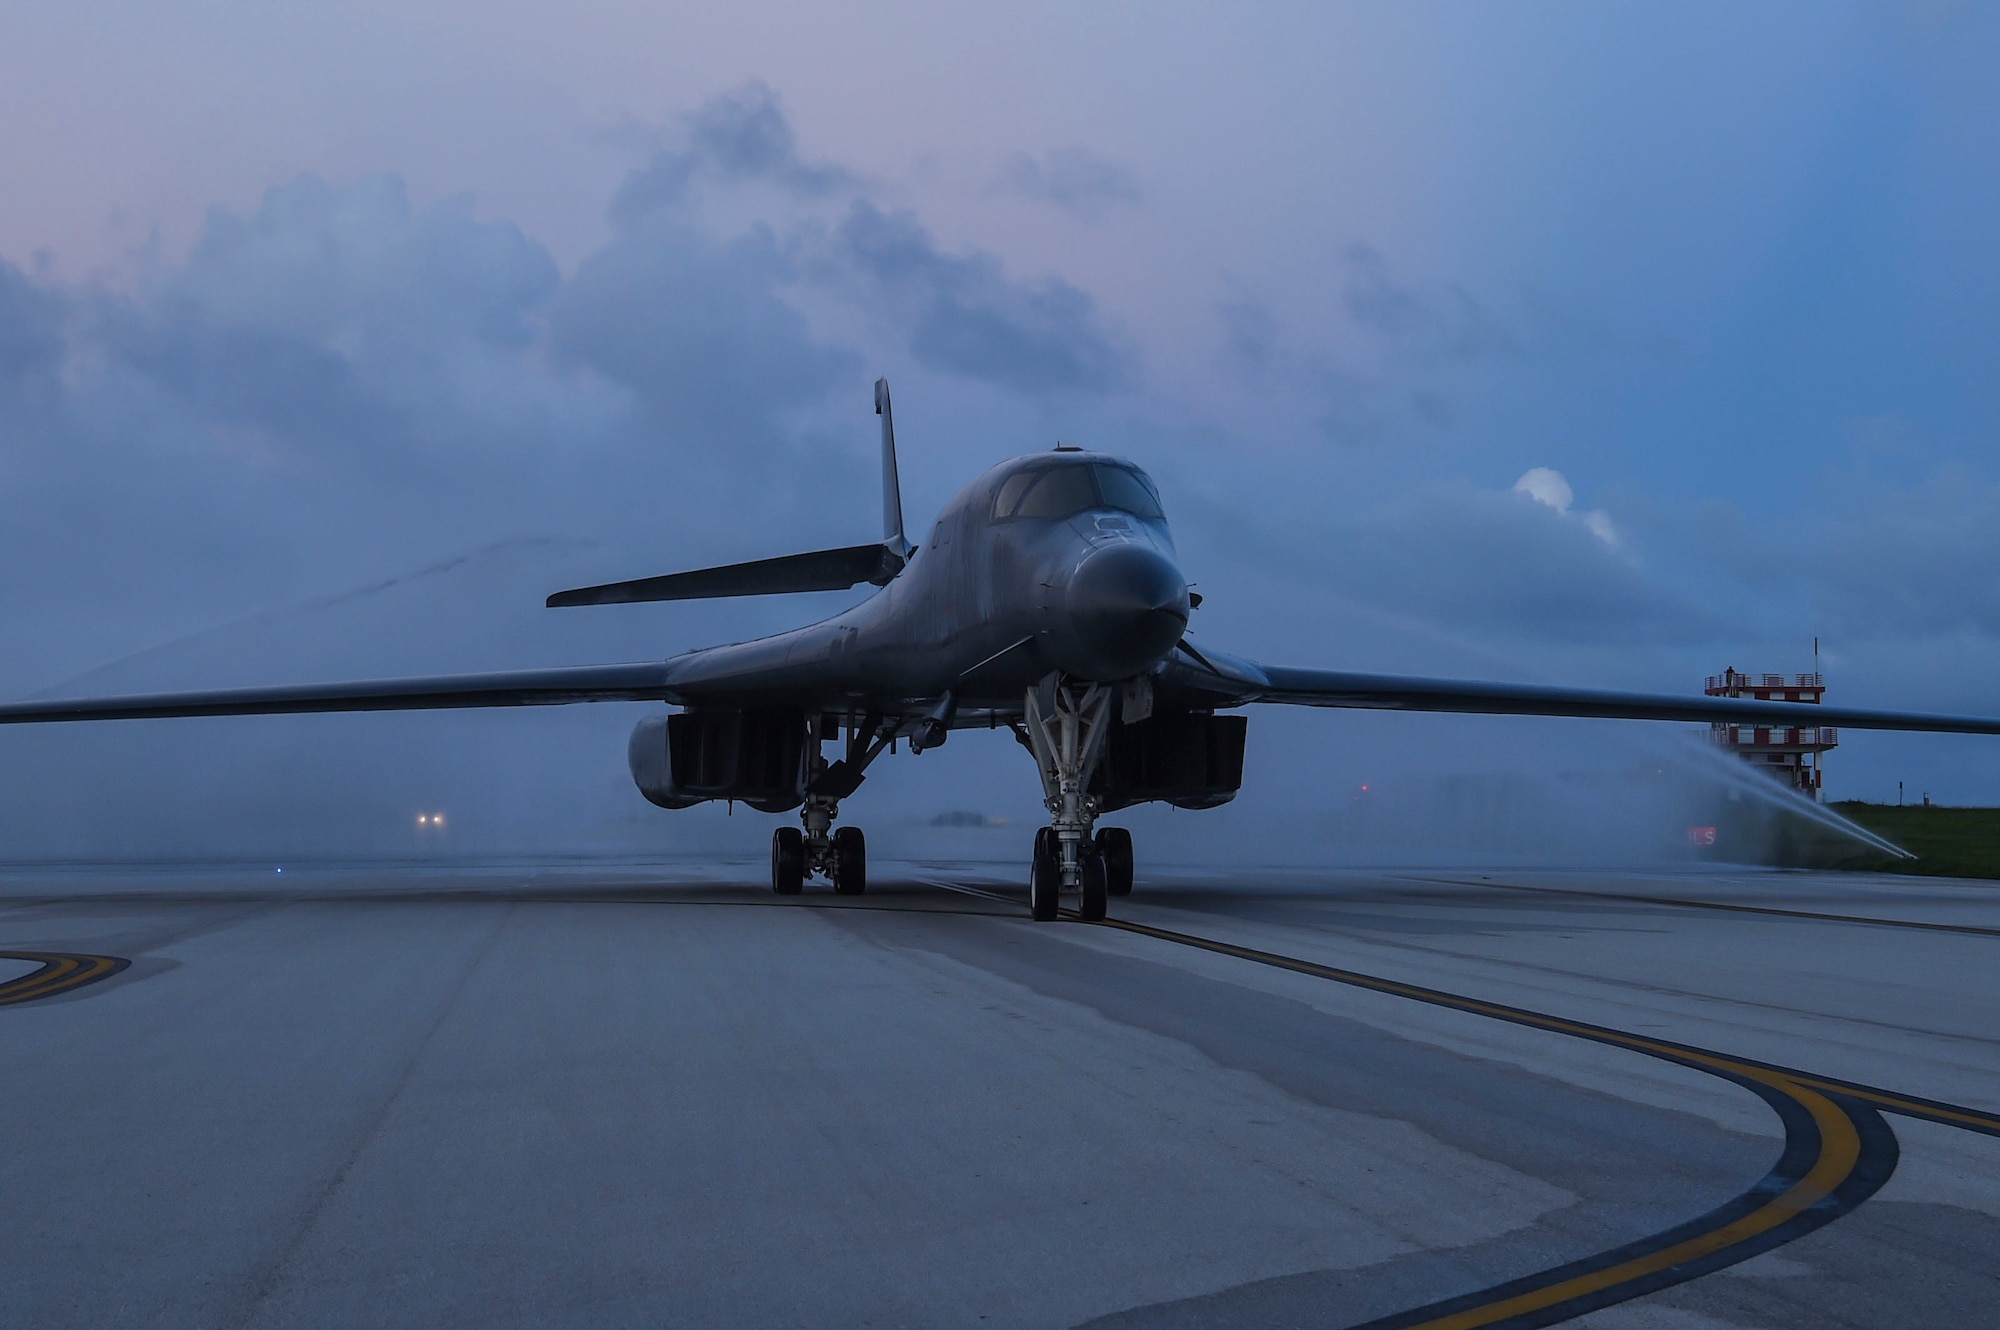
[993,462,1165,522]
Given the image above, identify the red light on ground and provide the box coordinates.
[1687,826,1718,848]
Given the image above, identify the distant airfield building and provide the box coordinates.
[1706,667,1837,799]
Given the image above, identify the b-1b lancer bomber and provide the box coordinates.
[8,380,2000,919]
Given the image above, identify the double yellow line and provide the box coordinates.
[0,950,128,1007]
[1087,914,1920,1329]
[921,880,1991,1328]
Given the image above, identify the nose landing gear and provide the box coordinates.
[1019,676,1130,922]
[1028,818,1116,923]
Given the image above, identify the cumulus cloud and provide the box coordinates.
[83,174,567,474]
[603,86,1132,397]
[609,82,852,225]
[1512,466,1573,512]
[1514,466,1620,547]
[995,148,1142,218]
[553,218,857,437]
[0,84,1143,728]
[0,139,917,854]
[0,174,902,693]
[821,200,1129,394]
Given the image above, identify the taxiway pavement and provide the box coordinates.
[1,860,1995,1328]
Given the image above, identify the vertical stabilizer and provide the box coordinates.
[875,378,910,558]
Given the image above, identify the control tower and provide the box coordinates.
[1705,667,1837,799]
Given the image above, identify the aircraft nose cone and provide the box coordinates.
[1066,543,1190,680]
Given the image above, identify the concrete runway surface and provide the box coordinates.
[2,858,1996,1328]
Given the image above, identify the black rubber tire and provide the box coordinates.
[831,826,867,895]
[772,826,805,895]
[1096,826,1134,897]
[1078,851,1108,922]
[1029,828,1060,921]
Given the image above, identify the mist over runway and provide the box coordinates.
[3,859,1996,1328]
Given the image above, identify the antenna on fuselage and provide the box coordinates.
[875,378,911,560]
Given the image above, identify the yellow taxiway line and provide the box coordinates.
[924,879,1985,1328]
[0,951,129,1007]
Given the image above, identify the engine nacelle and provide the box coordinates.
[1090,712,1247,812]
[628,709,809,813]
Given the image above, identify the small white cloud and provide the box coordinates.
[1514,466,1618,547]
[1513,466,1574,512]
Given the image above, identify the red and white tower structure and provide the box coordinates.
[1705,667,1837,799]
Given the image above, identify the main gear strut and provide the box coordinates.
[774,713,895,896]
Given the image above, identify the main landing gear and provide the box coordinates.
[1019,677,1136,922]
[772,713,894,896]
[770,819,868,896]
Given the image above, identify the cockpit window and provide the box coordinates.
[1012,466,1100,519]
[994,462,1166,521]
[1093,465,1164,520]
[993,469,1040,517]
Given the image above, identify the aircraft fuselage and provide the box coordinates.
[659,451,1190,716]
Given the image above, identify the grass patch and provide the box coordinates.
[1830,802,2000,881]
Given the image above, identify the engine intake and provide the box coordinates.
[1091,712,1247,812]
[629,709,809,813]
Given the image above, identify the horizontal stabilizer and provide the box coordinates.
[547,542,908,608]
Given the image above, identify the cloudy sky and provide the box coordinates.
[3,2,1997,858]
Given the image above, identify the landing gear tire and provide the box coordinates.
[831,826,867,895]
[1078,851,1108,922]
[772,826,805,895]
[1029,827,1060,922]
[1096,826,1134,897]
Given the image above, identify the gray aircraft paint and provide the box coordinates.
[4,381,2000,793]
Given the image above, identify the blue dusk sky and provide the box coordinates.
[2,2,1997,858]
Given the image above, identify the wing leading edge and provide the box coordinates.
[1242,664,2000,736]
[0,662,673,725]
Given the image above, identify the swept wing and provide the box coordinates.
[0,663,673,724]
[1161,646,2000,735]
[8,648,2000,736]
